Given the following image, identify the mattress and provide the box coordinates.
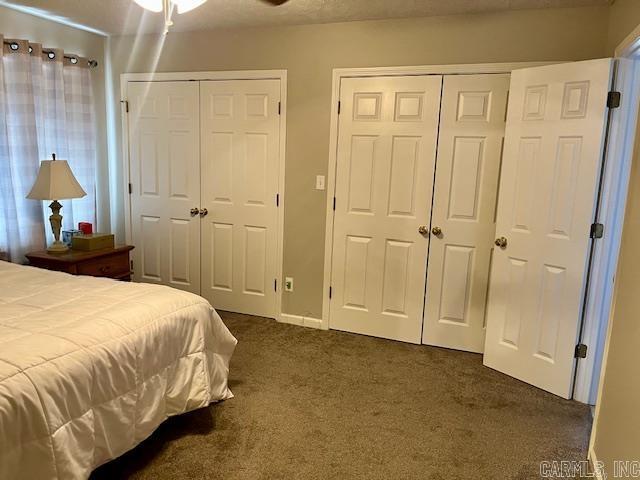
[0,262,237,480]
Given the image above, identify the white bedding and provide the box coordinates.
[0,262,237,480]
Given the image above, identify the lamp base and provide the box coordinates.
[47,241,69,253]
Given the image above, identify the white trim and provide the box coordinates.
[120,69,288,320]
[573,59,640,404]
[321,62,561,331]
[588,28,640,469]
[615,23,640,58]
[279,313,323,330]
[120,70,287,82]
[588,446,605,480]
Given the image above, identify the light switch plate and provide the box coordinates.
[316,175,325,190]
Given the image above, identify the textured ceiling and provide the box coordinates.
[0,0,613,35]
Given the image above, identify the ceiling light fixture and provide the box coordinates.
[133,0,208,33]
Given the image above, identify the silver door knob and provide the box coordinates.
[199,208,208,217]
[495,236,508,248]
[190,207,199,216]
[418,225,429,235]
[431,226,442,236]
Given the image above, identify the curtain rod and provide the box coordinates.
[2,40,98,68]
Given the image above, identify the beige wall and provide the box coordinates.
[109,6,609,318]
[591,0,640,474]
[0,6,110,232]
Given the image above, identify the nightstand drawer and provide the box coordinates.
[76,252,130,278]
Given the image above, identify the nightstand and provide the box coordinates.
[26,245,135,281]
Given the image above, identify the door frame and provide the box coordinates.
[322,62,555,332]
[588,28,640,468]
[120,69,288,319]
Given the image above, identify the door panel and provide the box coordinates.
[330,75,442,343]
[128,81,200,293]
[200,79,280,317]
[423,74,510,352]
[483,59,614,398]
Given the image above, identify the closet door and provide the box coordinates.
[423,74,510,352]
[329,75,442,343]
[200,79,280,317]
[483,59,614,398]
[128,81,201,293]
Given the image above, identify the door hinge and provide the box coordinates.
[590,222,604,239]
[329,286,332,299]
[278,101,281,115]
[332,197,336,211]
[274,279,277,292]
[575,343,588,359]
[337,100,341,115]
[128,183,132,195]
[607,91,621,109]
[121,100,129,113]
[276,193,280,207]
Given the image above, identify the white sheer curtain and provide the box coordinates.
[0,37,96,263]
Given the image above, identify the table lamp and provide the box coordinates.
[27,154,87,253]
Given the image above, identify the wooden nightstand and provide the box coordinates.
[26,245,135,281]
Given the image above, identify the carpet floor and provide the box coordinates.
[91,312,592,480]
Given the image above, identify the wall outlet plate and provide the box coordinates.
[285,277,294,292]
[316,175,325,190]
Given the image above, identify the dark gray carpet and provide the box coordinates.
[92,312,592,480]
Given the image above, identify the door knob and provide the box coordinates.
[199,208,208,217]
[431,226,442,236]
[190,207,199,216]
[495,236,508,248]
[418,225,429,235]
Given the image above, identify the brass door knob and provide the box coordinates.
[495,236,508,248]
[199,208,208,217]
[418,225,429,235]
[431,226,442,236]
[190,207,199,216]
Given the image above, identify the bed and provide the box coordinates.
[0,261,237,480]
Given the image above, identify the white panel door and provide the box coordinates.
[423,74,510,353]
[200,79,280,317]
[330,75,442,343]
[483,59,614,398]
[128,81,200,293]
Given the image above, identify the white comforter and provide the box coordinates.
[0,262,237,480]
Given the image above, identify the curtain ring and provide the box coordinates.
[9,42,19,51]
[47,51,55,60]
[70,57,78,65]
[28,45,33,53]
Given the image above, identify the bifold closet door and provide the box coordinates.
[483,59,614,398]
[422,74,510,352]
[329,75,442,343]
[199,79,280,318]
[128,81,201,293]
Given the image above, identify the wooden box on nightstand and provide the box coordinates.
[26,245,135,281]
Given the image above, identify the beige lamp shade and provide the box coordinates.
[27,159,87,200]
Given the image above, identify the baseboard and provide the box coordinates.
[588,447,605,480]
[279,313,323,330]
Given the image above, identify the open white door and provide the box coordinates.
[483,59,614,398]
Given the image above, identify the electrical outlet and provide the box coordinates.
[316,175,325,190]
[285,277,294,292]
